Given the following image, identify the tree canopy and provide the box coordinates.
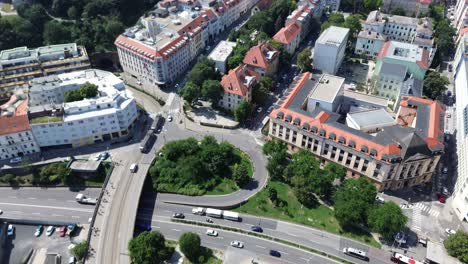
[444,231,468,263]
[179,232,202,261]
[334,177,377,228]
[297,48,313,72]
[201,79,222,103]
[262,139,289,182]
[252,76,274,105]
[128,231,174,264]
[423,71,449,100]
[64,82,99,102]
[368,202,407,240]
[181,82,200,104]
[234,100,251,124]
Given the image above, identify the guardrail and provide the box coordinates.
[82,163,114,264]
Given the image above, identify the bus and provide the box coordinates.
[206,208,223,218]
[140,131,156,153]
[390,253,423,264]
[223,211,240,221]
[343,247,368,261]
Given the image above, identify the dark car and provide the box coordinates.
[250,226,263,233]
[448,64,453,72]
[138,223,152,231]
[437,193,446,203]
[269,250,281,257]
[172,213,185,219]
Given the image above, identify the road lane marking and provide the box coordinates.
[8,196,17,198]
[72,216,80,219]
[11,211,22,214]
[66,200,75,203]
[0,202,94,213]
[278,251,289,255]
[256,245,266,249]
[289,233,298,237]
[31,213,41,215]
[218,236,224,240]
[28,197,37,200]
[171,229,181,232]
[47,198,56,201]
[300,257,309,261]
[52,214,63,217]
[153,226,160,229]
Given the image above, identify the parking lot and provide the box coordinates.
[1,223,83,264]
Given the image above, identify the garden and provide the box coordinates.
[148,136,253,196]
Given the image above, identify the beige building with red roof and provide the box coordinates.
[0,94,40,161]
[219,65,259,110]
[242,41,280,77]
[273,23,301,54]
[268,72,444,191]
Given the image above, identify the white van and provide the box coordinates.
[129,163,138,173]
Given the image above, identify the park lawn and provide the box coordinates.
[234,181,381,248]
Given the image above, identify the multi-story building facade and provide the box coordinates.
[115,0,259,92]
[219,65,259,110]
[372,41,429,101]
[0,94,40,160]
[313,26,349,75]
[382,0,431,17]
[268,72,445,191]
[208,41,237,74]
[273,23,302,54]
[453,0,468,33]
[323,0,340,11]
[0,43,90,96]
[452,30,468,221]
[242,41,279,77]
[355,11,436,61]
[27,69,138,148]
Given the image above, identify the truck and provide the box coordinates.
[140,131,156,153]
[75,193,98,205]
[192,207,206,215]
[223,210,240,221]
[151,115,163,133]
[205,208,223,218]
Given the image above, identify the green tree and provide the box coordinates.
[434,20,456,59]
[268,186,278,203]
[232,162,250,187]
[201,80,222,103]
[17,4,50,32]
[368,202,407,240]
[344,14,363,38]
[179,232,202,261]
[104,18,125,39]
[262,140,288,181]
[234,100,251,123]
[181,81,200,104]
[423,71,449,100]
[363,0,382,11]
[187,58,219,86]
[324,163,346,182]
[334,177,377,228]
[67,6,79,19]
[391,7,406,16]
[79,82,98,98]
[71,241,87,260]
[297,48,313,72]
[262,139,287,156]
[128,231,174,264]
[444,231,468,263]
[42,20,72,45]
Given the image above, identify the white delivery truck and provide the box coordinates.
[75,193,98,205]
[192,207,206,215]
[223,211,240,221]
[206,208,223,218]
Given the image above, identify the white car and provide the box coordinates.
[167,115,173,122]
[206,229,218,237]
[446,228,456,235]
[0,209,3,215]
[375,196,385,204]
[442,167,448,174]
[7,224,14,236]
[10,157,22,164]
[257,107,263,113]
[46,226,55,236]
[230,240,244,248]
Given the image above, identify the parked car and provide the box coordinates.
[250,226,263,233]
[267,106,274,113]
[46,226,55,236]
[0,209,3,215]
[375,196,385,204]
[442,187,450,196]
[206,229,218,237]
[443,167,448,174]
[137,223,152,231]
[172,213,185,219]
[7,224,14,236]
[446,228,456,235]
[68,256,76,264]
[95,152,109,161]
[256,107,263,113]
[58,226,67,237]
[230,240,244,248]
[35,225,44,237]
[167,115,173,122]
[437,193,446,203]
[448,64,453,72]
[269,249,281,257]
[10,157,22,164]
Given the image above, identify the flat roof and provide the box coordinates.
[70,160,101,172]
[317,26,350,46]
[344,90,389,107]
[380,62,408,77]
[426,241,461,264]
[348,109,395,129]
[309,74,344,103]
[208,41,237,61]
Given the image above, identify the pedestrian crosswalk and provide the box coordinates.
[400,202,440,217]
[412,208,422,232]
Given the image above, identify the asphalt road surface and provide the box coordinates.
[153,219,339,264]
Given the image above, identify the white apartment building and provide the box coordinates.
[208,41,237,74]
[306,74,344,113]
[452,30,468,221]
[115,0,258,92]
[219,65,259,110]
[313,26,349,75]
[355,11,435,61]
[28,70,138,148]
[453,0,468,33]
[0,43,90,94]
[0,94,40,160]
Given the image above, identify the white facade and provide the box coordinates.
[208,41,237,74]
[453,0,468,32]
[452,32,468,221]
[323,0,340,11]
[0,130,39,160]
[29,70,138,148]
[306,74,344,113]
[314,26,349,75]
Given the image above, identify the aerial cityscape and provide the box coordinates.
[0,0,467,263]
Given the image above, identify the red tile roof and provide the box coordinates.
[419,0,432,4]
[115,35,159,61]
[0,96,31,136]
[377,41,430,69]
[243,41,280,70]
[221,65,259,97]
[273,23,301,45]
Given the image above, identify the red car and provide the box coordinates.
[58,226,66,237]
[437,193,446,203]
